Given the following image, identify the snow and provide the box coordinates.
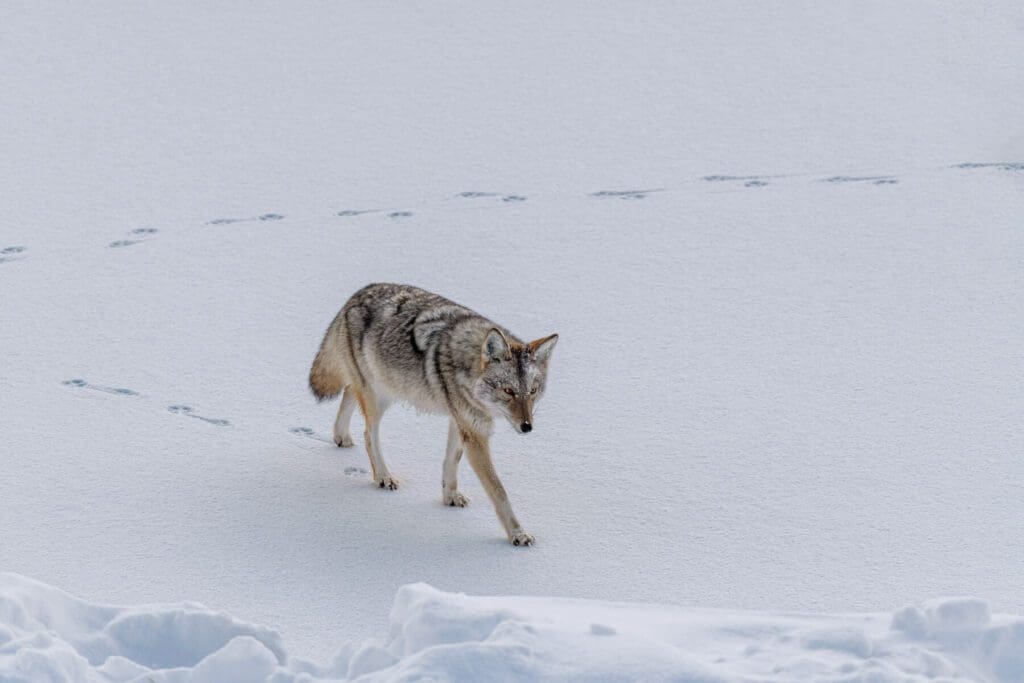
[2,0,1023,673]
[2,574,1023,682]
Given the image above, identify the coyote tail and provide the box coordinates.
[309,330,346,401]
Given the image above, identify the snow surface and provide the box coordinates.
[3,573,1023,682]
[2,0,1023,667]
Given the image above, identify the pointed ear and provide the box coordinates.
[482,328,511,363]
[529,333,559,364]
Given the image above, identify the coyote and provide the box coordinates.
[309,284,558,546]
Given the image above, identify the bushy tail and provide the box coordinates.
[309,336,345,402]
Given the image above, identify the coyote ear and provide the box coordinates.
[529,333,559,364]
[483,328,510,363]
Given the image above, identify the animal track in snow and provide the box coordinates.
[336,209,377,217]
[63,380,237,429]
[388,211,413,219]
[288,426,334,444]
[62,378,139,396]
[290,429,366,476]
[590,189,662,200]
[109,228,158,248]
[207,213,285,226]
[954,161,1024,172]
[167,404,230,427]
[0,246,27,264]
[455,192,527,203]
[703,174,761,182]
[702,175,769,188]
[823,175,898,185]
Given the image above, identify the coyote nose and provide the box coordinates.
[520,422,532,433]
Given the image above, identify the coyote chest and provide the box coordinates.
[308,283,558,546]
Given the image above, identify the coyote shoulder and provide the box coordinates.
[309,283,558,546]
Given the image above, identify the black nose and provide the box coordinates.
[520,422,532,433]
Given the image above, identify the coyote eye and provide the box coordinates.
[529,388,538,395]
[503,387,516,396]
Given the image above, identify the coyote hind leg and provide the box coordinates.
[332,387,356,447]
[442,419,468,507]
[357,389,399,490]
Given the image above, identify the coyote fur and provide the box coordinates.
[309,283,558,546]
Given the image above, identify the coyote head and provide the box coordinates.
[474,329,558,433]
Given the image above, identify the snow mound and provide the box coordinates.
[2,575,1023,682]
[0,573,284,682]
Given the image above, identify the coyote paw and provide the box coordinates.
[510,531,535,547]
[333,433,354,447]
[443,490,470,507]
[376,475,399,490]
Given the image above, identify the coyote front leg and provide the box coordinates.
[460,427,533,546]
[442,419,469,507]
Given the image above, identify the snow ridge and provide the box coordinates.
[2,574,1022,682]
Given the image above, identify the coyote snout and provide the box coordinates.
[309,283,559,546]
